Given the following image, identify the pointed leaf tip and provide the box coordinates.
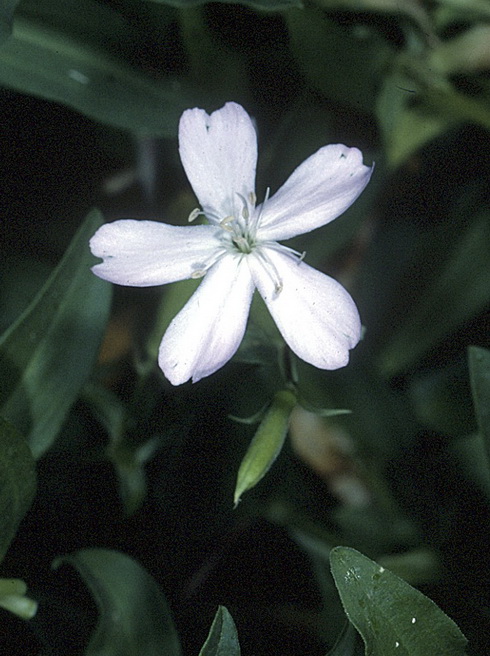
[234,389,296,506]
[199,606,240,656]
[330,547,467,656]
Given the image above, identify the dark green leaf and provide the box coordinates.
[83,383,158,516]
[0,0,190,135]
[376,71,450,168]
[468,346,490,474]
[53,548,181,656]
[147,0,300,9]
[0,209,111,458]
[409,360,476,437]
[0,0,20,44]
[286,7,392,114]
[330,547,467,656]
[0,417,36,563]
[326,622,363,656]
[379,210,490,376]
[199,606,241,656]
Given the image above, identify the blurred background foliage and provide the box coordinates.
[1,0,490,654]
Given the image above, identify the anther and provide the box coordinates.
[235,193,251,222]
[188,208,201,223]
[220,216,235,233]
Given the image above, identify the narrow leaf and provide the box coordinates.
[199,606,240,656]
[0,209,111,458]
[379,210,490,376]
[0,417,36,563]
[468,346,490,472]
[330,547,467,656]
[53,548,181,656]
[234,389,296,506]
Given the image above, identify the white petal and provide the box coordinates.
[179,102,258,220]
[159,255,255,385]
[90,220,221,286]
[248,249,361,369]
[257,145,373,241]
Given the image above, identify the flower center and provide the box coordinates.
[188,188,304,296]
[219,191,258,255]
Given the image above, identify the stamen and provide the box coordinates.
[232,235,252,253]
[190,247,227,279]
[248,191,257,206]
[188,208,201,223]
[235,192,251,222]
[253,249,283,296]
[250,187,270,232]
[220,216,235,233]
[265,241,305,264]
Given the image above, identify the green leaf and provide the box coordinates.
[199,606,241,656]
[0,417,36,563]
[0,209,111,458]
[285,7,392,114]
[0,0,190,135]
[83,383,158,516]
[326,622,362,656]
[0,0,20,44]
[376,71,451,168]
[148,0,299,9]
[468,346,490,473]
[330,547,467,656]
[234,389,296,506]
[53,548,181,656]
[379,209,490,376]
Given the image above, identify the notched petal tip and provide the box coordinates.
[257,142,373,242]
[178,102,258,220]
[89,219,222,287]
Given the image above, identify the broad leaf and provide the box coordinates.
[330,547,467,656]
[199,606,240,656]
[0,209,111,458]
[53,548,181,656]
[0,417,36,563]
[0,0,190,135]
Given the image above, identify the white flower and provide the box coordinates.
[90,102,373,385]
